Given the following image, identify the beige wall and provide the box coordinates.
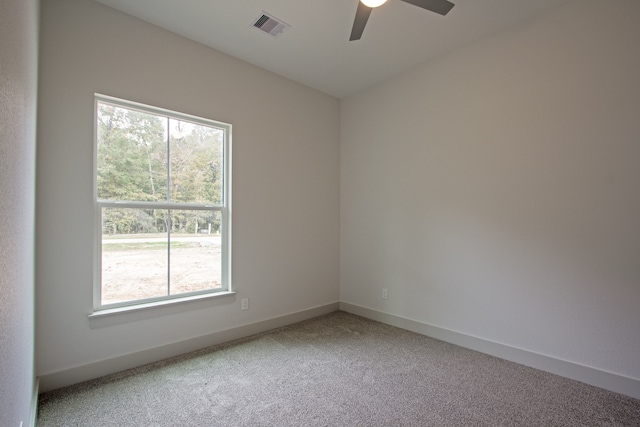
[37,0,340,390]
[341,0,640,391]
[0,0,39,424]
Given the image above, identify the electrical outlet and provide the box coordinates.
[382,288,388,300]
[241,298,249,310]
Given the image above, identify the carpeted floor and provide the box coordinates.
[38,311,640,426]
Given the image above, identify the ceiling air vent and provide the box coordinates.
[253,12,290,38]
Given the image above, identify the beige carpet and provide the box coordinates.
[38,311,640,426]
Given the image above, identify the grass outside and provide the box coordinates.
[102,233,174,240]
[103,241,197,251]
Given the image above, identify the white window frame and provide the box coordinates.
[93,94,232,312]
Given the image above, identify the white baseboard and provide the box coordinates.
[30,377,39,427]
[340,302,640,400]
[39,302,340,393]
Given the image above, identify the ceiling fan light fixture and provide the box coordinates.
[360,0,388,8]
[350,0,453,41]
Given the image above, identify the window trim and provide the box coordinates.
[93,94,232,312]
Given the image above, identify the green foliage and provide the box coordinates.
[97,104,167,202]
[170,121,223,204]
[97,103,223,235]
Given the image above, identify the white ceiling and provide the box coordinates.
[93,0,570,98]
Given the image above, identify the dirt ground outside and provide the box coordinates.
[101,235,222,305]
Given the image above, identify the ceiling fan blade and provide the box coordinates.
[350,1,372,41]
[399,0,454,16]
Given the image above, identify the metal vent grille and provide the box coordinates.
[253,12,290,37]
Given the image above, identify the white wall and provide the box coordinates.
[0,0,39,424]
[37,0,340,390]
[341,0,640,391]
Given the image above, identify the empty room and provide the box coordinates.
[1,0,639,425]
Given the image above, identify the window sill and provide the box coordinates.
[88,291,236,329]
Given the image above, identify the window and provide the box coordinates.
[94,94,231,310]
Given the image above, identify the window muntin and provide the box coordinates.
[95,95,231,310]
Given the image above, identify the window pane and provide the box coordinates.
[101,207,169,304]
[169,120,223,204]
[169,210,222,295]
[95,95,230,309]
[97,103,168,202]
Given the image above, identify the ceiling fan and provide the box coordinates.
[350,0,455,41]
